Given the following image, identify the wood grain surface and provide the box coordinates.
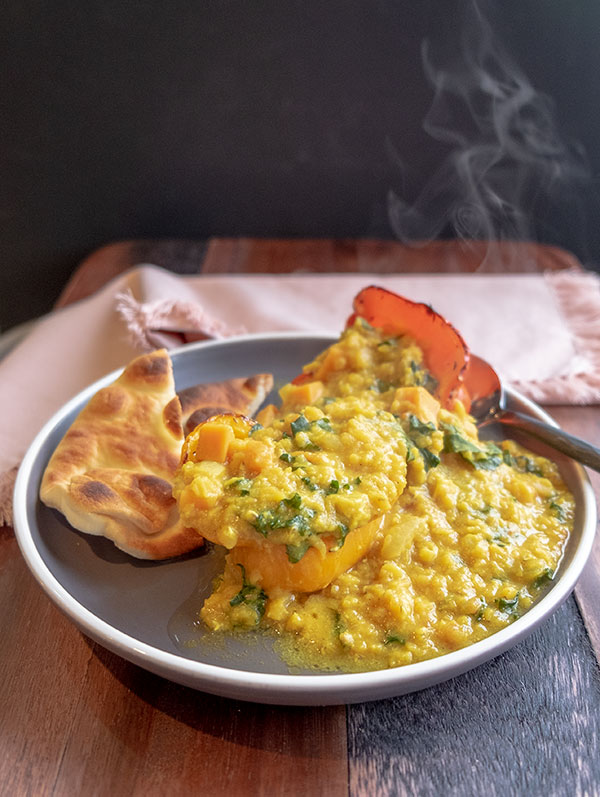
[553,406,600,662]
[4,237,600,796]
[0,527,347,796]
[348,600,600,796]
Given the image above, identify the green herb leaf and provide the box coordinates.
[410,361,439,393]
[373,378,393,393]
[225,477,253,496]
[229,565,268,619]
[283,493,302,510]
[279,452,294,464]
[327,479,340,494]
[549,500,567,522]
[420,447,441,471]
[533,568,555,589]
[408,414,437,435]
[497,595,520,616]
[329,521,349,552]
[253,510,277,536]
[384,634,406,645]
[337,521,349,545]
[291,414,310,435]
[503,450,544,476]
[314,417,333,432]
[442,424,502,470]
[333,610,345,636]
[286,540,312,563]
[250,423,263,434]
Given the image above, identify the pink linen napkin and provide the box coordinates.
[2,265,599,526]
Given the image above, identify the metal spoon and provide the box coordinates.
[465,355,600,472]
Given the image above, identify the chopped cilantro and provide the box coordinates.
[442,423,502,470]
[373,378,394,393]
[313,417,333,432]
[497,595,520,616]
[328,521,350,552]
[420,447,441,471]
[401,414,440,472]
[279,452,294,464]
[290,414,310,435]
[299,441,321,451]
[225,477,253,496]
[286,540,312,563]
[502,450,544,476]
[384,634,406,645]
[410,360,439,393]
[288,511,315,534]
[301,475,319,491]
[283,493,302,510]
[327,479,340,494]
[252,499,314,537]
[249,423,263,434]
[533,568,555,589]
[408,414,437,435]
[253,510,277,537]
[549,500,567,522]
[230,565,267,619]
[290,413,332,450]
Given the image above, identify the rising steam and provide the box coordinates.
[387,1,590,263]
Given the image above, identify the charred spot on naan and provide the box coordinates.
[123,350,171,385]
[163,395,185,439]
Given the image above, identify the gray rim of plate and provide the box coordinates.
[13,332,598,705]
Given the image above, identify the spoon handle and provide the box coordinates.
[499,410,600,472]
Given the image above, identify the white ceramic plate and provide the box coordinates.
[13,333,597,705]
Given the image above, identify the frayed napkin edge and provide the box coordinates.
[511,270,600,404]
[115,290,246,350]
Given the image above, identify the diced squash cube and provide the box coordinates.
[243,439,272,472]
[255,403,278,426]
[392,386,440,426]
[192,422,234,463]
[279,380,324,407]
[314,348,346,380]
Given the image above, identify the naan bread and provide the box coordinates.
[40,349,273,560]
[179,373,273,435]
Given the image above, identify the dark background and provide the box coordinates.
[3,0,600,330]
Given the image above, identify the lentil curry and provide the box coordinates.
[173,318,573,672]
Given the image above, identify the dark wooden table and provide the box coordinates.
[2,238,600,795]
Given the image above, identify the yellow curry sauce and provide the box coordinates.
[172,320,573,672]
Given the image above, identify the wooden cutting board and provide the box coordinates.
[56,237,582,308]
